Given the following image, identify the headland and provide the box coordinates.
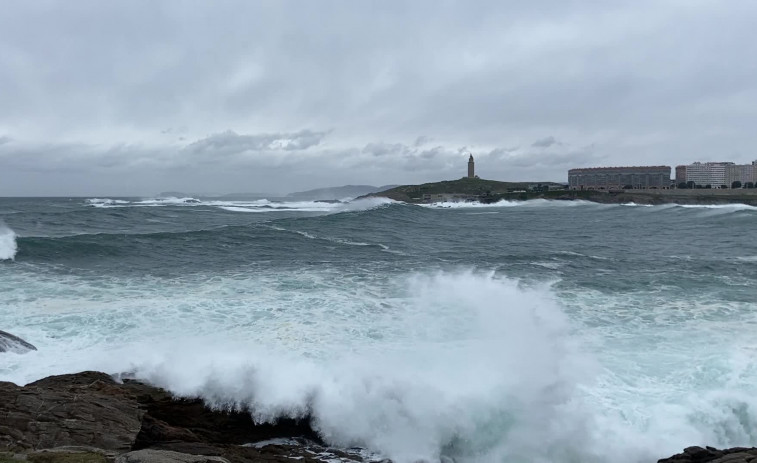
[364,178,757,206]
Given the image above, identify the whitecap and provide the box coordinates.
[0,222,17,260]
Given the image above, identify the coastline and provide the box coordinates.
[544,189,757,206]
[1,370,755,463]
[363,178,757,206]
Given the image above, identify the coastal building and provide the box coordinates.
[727,162,757,185]
[468,154,475,178]
[568,166,671,190]
[675,161,757,187]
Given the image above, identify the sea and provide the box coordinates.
[1,196,757,463]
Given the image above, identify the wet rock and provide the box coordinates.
[26,448,109,462]
[0,371,144,452]
[711,453,757,463]
[659,447,757,463]
[115,449,230,463]
[127,378,321,449]
[0,330,37,354]
[0,371,326,462]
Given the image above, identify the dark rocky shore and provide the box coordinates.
[0,371,370,463]
[1,370,756,463]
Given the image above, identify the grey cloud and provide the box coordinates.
[414,136,431,147]
[2,1,757,194]
[0,131,604,195]
[532,136,558,148]
[185,130,329,156]
[362,142,411,157]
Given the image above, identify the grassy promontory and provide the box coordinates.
[362,178,563,203]
[364,178,757,205]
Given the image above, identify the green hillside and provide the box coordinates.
[366,178,564,202]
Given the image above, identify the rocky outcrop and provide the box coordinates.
[0,371,340,463]
[0,371,144,451]
[659,446,757,463]
[0,330,37,353]
[115,449,230,463]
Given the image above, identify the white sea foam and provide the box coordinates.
[677,203,757,212]
[620,202,654,207]
[421,198,606,209]
[0,222,17,260]
[85,196,396,214]
[86,198,130,207]
[0,271,591,462]
[3,270,757,463]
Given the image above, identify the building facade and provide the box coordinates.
[568,166,671,190]
[726,162,757,185]
[675,161,757,186]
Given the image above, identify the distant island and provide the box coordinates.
[364,177,757,205]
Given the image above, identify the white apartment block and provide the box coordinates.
[676,161,757,186]
[726,163,757,185]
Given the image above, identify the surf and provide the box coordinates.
[0,222,17,260]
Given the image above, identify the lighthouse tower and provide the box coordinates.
[467,154,475,178]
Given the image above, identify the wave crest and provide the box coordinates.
[117,272,591,462]
[0,222,17,260]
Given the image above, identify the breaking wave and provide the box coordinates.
[7,270,757,463]
[2,272,595,462]
[85,196,396,214]
[420,198,757,214]
[419,199,601,209]
[0,222,17,260]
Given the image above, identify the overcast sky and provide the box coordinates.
[1,0,757,196]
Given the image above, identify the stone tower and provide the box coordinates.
[467,154,475,178]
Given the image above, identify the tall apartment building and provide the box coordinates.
[676,161,757,186]
[568,166,671,190]
[726,162,757,185]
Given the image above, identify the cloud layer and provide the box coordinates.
[1,1,756,195]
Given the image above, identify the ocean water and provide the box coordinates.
[1,196,757,463]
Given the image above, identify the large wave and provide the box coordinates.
[7,270,757,462]
[0,222,17,260]
[1,271,589,462]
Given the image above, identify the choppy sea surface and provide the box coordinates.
[2,196,757,463]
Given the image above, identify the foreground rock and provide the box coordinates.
[659,446,757,463]
[10,371,754,463]
[0,371,353,463]
[0,372,143,451]
[0,330,37,353]
[116,449,230,463]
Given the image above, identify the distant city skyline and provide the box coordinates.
[2,1,757,196]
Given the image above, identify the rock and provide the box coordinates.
[0,452,26,463]
[115,449,230,463]
[711,453,757,463]
[26,448,109,462]
[659,447,757,463]
[0,371,144,452]
[0,330,37,354]
[127,379,321,449]
[1,371,326,462]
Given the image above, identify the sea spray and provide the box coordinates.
[97,272,598,463]
[0,222,17,260]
